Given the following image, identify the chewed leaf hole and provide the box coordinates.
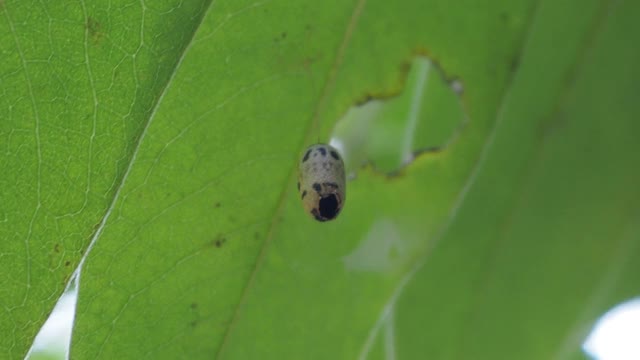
[329,56,468,176]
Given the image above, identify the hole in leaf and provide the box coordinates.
[330,56,467,175]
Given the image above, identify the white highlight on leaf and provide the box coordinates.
[358,274,410,360]
[384,307,397,360]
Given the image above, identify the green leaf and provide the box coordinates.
[1,0,638,359]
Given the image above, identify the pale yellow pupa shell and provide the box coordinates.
[297,144,346,222]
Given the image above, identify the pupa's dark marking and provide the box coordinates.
[330,150,340,160]
[318,194,339,220]
[318,147,327,156]
[312,183,321,193]
[301,190,307,199]
[297,181,300,191]
[311,208,327,222]
[303,149,312,162]
[323,182,339,189]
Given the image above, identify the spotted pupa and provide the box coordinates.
[297,144,346,222]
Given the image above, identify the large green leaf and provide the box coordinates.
[1,0,638,359]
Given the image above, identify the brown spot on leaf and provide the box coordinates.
[215,237,226,248]
[86,17,103,44]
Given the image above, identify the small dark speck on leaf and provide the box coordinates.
[190,320,197,327]
[54,244,60,253]
[215,237,226,248]
[65,261,71,267]
[281,31,287,39]
[190,303,198,309]
[214,202,221,208]
[86,17,102,43]
[209,234,227,248]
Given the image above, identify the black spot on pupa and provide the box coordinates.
[318,147,327,156]
[301,190,307,199]
[330,150,340,160]
[312,183,322,193]
[311,208,327,222]
[318,194,339,220]
[303,149,311,162]
[323,182,339,189]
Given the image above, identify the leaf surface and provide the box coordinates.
[1,0,638,359]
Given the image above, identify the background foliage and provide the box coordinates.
[1,0,639,358]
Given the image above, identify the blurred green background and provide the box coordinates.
[1,0,639,358]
